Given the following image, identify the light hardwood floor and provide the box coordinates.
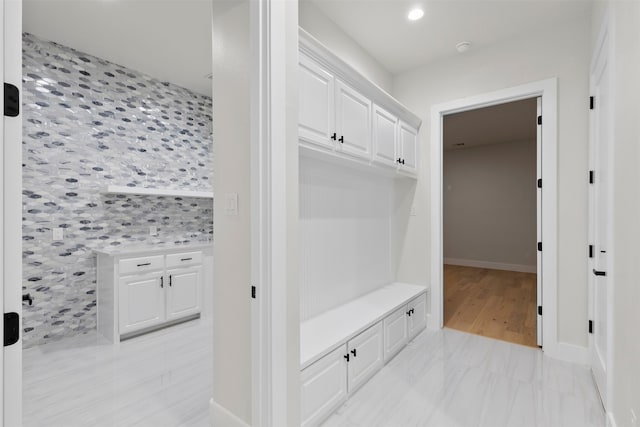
[23,318,212,427]
[444,264,537,347]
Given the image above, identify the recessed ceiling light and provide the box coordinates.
[456,41,472,53]
[407,8,424,21]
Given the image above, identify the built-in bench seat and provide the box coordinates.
[300,282,429,427]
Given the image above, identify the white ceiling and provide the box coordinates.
[309,0,592,74]
[23,0,213,96]
[443,98,538,150]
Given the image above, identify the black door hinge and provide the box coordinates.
[537,115,542,125]
[589,170,595,184]
[589,245,594,258]
[251,285,256,299]
[538,306,542,316]
[4,312,19,346]
[590,96,595,110]
[4,83,19,117]
[537,178,542,189]
[537,242,542,252]
[589,320,593,334]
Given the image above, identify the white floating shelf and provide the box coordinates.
[103,185,214,199]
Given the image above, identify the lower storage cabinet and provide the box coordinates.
[301,345,348,427]
[347,322,384,393]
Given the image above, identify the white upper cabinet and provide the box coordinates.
[335,79,372,160]
[299,30,421,178]
[398,121,418,176]
[299,53,335,150]
[372,104,398,167]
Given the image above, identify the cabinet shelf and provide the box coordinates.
[103,185,213,199]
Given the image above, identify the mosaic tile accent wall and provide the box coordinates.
[22,33,213,348]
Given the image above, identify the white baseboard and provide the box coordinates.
[210,399,251,427]
[544,341,589,365]
[607,411,617,427]
[444,258,536,274]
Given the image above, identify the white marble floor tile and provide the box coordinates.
[322,328,606,427]
[23,318,212,427]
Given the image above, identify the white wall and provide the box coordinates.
[595,1,640,425]
[298,0,393,93]
[299,156,395,320]
[392,15,591,347]
[444,140,537,271]
[212,2,252,424]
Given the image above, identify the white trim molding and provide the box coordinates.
[430,78,573,362]
[211,399,251,427]
[444,258,536,274]
[251,1,300,426]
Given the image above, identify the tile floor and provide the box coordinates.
[23,319,605,427]
[23,318,212,427]
[322,328,605,427]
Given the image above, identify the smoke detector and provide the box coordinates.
[456,41,472,53]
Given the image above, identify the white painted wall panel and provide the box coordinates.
[300,156,394,321]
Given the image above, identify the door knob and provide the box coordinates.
[593,269,606,277]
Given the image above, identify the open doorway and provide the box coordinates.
[20,2,214,425]
[442,98,540,348]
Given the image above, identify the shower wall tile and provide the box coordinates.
[21,33,213,348]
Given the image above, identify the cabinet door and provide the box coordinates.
[407,293,427,339]
[347,322,383,394]
[166,265,202,321]
[383,306,408,362]
[301,345,348,427]
[398,121,418,175]
[372,104,398,167]
[119,273,166,335]
[335,79,372,160]
[299,53,335,150]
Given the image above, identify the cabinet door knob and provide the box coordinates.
[331,133,337,140]
[593,269,606,277]
[137,262,151,267]
[402,159,406,165]
[406,310,411,316]
[169,275,172,286]
[351,348,357,358]
[397,158,402,163]
[160,276,164,288]
[344,354,350,362]
[339,135,344,143]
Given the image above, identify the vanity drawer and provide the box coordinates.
[119,255,164,275]
[166,251,202,268]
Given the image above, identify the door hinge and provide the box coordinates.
[537,178,542,189]
[538,306,542,316]
[589,320,593,334]
[4,312,19,347]
[590,96,595,110]
[589,170,595,184]
[251,285,256,299]
[589,245,594,258]
[537,115,542,125]
[537,242,542,252]
[4,83,19,117]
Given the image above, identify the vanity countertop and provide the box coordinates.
[94,241,212,257]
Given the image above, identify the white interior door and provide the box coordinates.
[3,0,23,425]
[589,29,611,408]
[536,97,542,347]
